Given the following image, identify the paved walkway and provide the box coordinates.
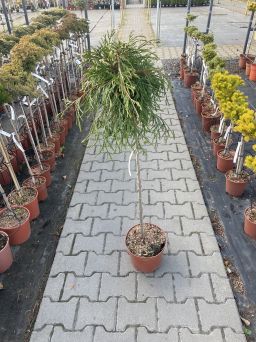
[30,7,246,342]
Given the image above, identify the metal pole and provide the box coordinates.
[84,0,91,51]
[21,0,29,25]
[0,0,11,33]
[182,0,192,55]
[111,0,115,30]
[206,0,214,34]
[156,0,160,40]
[243,10,255,54]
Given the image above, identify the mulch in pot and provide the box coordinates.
[0,233,7,251]
[126,223,166,257]
[0,207,28,228]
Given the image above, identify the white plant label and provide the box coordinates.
[224,125,231,140]
[233,141,242,164]
[218,117,225,133]
[0,130,11,138]
[75,59,82,65]
[31,72,50,85]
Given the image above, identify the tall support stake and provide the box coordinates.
[182,0,192,55]
[0,0,11,33]
[21,0,29,25]
[111,0,115,30]
[243,10,255,54]
[84,0,91,51]
[156,0,161,40]
[206,0,214,34]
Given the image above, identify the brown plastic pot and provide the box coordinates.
[125,225,166,273]
[246,61,252,76]
[244,207,256,239]
[239,54,247,69]
[225,171,248,197]
[249,63,256,81]
[0,232,13,273]
[195,96,203,115]
[212,138,225,157]
[31,163,52,187]
[201,112,220,133]
[0,165,11,186]
[23,176,48,202]
[210,125,220,140]
[60,119,69,137]
[0,206,31,245]
[59,126,66,146]
[217,150,234,173]
[184,71,198,88]
[8,186,40,221]
[49,133,61,155]
[41,150,56,172]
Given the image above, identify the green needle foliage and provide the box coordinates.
[77,33,170,154]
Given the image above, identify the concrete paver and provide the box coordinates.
[30,6,245,342]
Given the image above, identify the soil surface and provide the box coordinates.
[126,224,166,257]
[0,118,90,342]
[8,187,37,206]
[164,64,256,340]
[0,207,28,228]
[0,234,7,251]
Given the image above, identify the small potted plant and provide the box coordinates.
[77,33,170,272]
[0,231,13,273]
[244,152,256,238]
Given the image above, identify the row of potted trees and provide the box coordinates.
[0,10,88,273]
[180,21,256,240]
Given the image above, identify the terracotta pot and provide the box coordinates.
[60,119,69,137]
[249,63,256,81]
[8,186,40,221]
[239,54,247,69]
[31,163,52,187]
[201,112,220,133]
[59,126,66,146]
[125,224,166,273]
[217,150,235,173]
[21,133,30,150]
[210,125,221,140]
[246,61,252,76]
[212,138,225,157]
[0,206,31,245]
[66,113,73,130]
[39,142,55,154]
[41,150,56,172]
[49,133,61,154]
[180,64,185,80]
[244,207,256,239]
[0,232,13,273]
[225,171,248,197]
[195,96,202,115]
[23,176,48,202]
[0,165,11,186]
[184,71,198,88]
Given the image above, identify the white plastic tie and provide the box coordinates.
[128,150,134,177]
[0,130,11,138]
[224,125,231,140]
[31,72,50,85]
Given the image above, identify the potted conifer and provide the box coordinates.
[76,33,170,272]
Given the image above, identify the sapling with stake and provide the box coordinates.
[76,33,170,249]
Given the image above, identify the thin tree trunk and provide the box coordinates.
[135,150,144,239]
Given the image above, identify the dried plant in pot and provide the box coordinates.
[76,33,171,272]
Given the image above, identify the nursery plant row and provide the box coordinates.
[181,11,256,240]
[0,9,88,273]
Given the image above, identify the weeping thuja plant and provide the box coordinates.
[77,33,170,242]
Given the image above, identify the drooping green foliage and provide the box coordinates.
[77,33,170,153]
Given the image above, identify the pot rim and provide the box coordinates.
[31,162,51,173]
[225,170,249,184]
[0,206,30,230]
[23,175,46,188]
[125,223,166,260]
[8,186,38,206]
[217,149,235,160]
[244,207,256,224]
[0,231,10,253]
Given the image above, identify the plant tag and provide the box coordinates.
[75,59,81,65]
[31,72,50,85]
[12,134,24,153]
[0,130,11,138]
[5,104,15,121]
[30,99,37,107]
[234,141,241,164]
[69,43,78,49]
[224,125,231,140]
[218,117,225,133]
